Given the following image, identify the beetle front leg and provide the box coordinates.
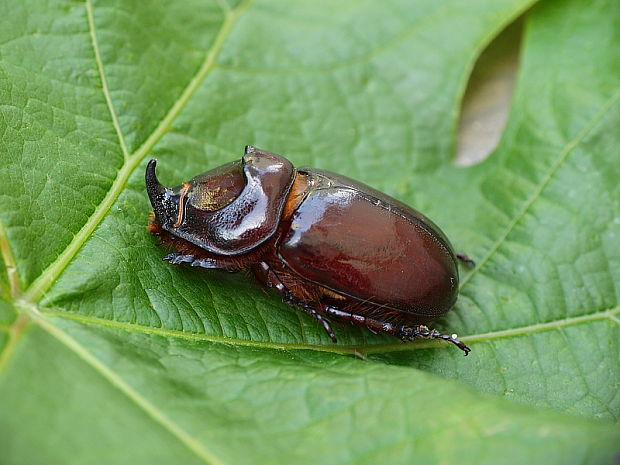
[163,252,239,272]
[258,262,337,342]
[322,306,471,355]
[163,252,195,265]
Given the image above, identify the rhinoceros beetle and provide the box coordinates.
[146,146,472,354]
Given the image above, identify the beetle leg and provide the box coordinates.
[189,258,239,272]
[456,253,475,266]
[322,306,471,355]
[289,295,337,343]
[163,253,194,265]
[399,325,471,355]
[258,262,337,342]
[163,252,238,272]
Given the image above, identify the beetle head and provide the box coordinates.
[146,158,245,230]
[146,147,295,256]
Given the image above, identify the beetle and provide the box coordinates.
[146,146,472,354]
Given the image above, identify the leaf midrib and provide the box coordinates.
[38,304,620,355]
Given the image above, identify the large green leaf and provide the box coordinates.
[1,0,619,463]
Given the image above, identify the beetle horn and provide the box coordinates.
[146,159,178,226]
[146,159,167,200]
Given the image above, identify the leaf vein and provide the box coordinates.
[0,314,30,375]
[39,305,620,355]
[0,220,21,298]
[460,89,620,290]
[27,305,227,465]
[86,0,130,159]
[22,0,252,304]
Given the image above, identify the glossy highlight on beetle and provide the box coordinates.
[146,146,471,354]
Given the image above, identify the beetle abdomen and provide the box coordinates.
[278,171,458,319]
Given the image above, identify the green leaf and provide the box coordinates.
[1,0,619,463]
[2,316,619,465]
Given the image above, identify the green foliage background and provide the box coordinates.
[0,0,619,463]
